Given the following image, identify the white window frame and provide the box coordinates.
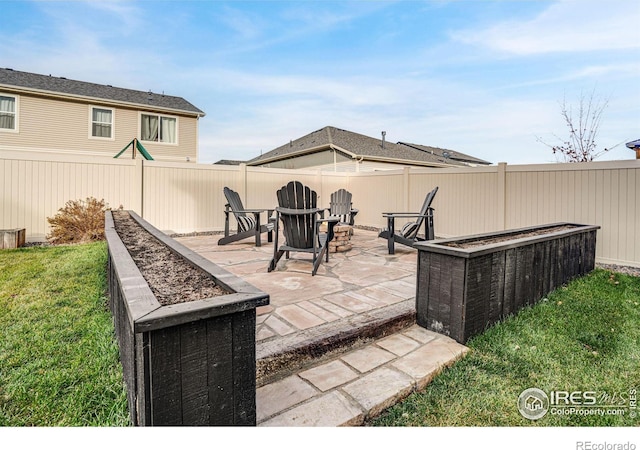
[88,105,115,140]
[0,93,19,133]
[139,112,178,145]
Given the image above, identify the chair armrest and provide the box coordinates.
[276,207,323,216]
[318,216,340,224]
[237,208,268,213]
[382,212,430,218]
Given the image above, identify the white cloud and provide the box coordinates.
[452,0,639,55]
[82,0,142,29]
[487,61,640,93]
[204,2,389,58]
[218,6,269,41]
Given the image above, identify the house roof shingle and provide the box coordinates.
[0,67,205,117]
[247,126,491,167]
[214,159,245,166]
[398,142,492,165]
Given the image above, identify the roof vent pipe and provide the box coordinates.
[382,131,386,149]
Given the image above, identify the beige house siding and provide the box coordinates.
[0,91,199,162]
[255,149,352,170]
[351,160,421,172]
[309,159,418,173]
[252,149,453,173]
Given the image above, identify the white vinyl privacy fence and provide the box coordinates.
[2,149,639,267]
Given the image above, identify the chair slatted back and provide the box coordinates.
[223,187,252,230]
[224,187,246,219]
[329,189,353,224]
[276,181,318,249]
[405,186,438,240]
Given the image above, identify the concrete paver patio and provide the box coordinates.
[175,228,468,426]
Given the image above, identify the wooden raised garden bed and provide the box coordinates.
[106,210,269,426]
[1,228,25,249]
[414,223,599,344]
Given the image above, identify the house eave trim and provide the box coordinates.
[247,144,357,166]
[357,155,454,168]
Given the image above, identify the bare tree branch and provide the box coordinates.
[537,88,612,162]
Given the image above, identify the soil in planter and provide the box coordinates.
[112,211,229,306]
[443,224,578,249]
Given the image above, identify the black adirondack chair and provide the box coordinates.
[268,181,339,276]
[218,187,274,247]
[326,188,359,226]
[378,186,438,254]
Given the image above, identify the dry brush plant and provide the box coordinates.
[47,197,110,245]
[537,89,618,163]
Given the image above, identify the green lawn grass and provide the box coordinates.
[371,268,640,426]
[0,242,129,426]
[1,242,638,427]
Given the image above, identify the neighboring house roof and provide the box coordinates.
[214,159,245,165]
[246,126,490,168]
[625,139,640,149]
[399,142,491,165]
[0,67,205,117]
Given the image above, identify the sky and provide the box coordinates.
[1,0,639,165]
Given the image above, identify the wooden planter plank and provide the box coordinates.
[180,321,210,426]
[540,241,551,300]
[150,326,183,426]
[437,256,452,337]
[489,251,505,325]
[464,254,492,340]
[207,314,234,425]
[231,309,258,426]
[415,223,599,344]
[502,248,517,319]
[513,246,526,312]
[449,256,466,341]
[136,333,151,426]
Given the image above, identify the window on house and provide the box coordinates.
[0,95,17,130]
[91,107,113,138]
[141,113,177,144]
